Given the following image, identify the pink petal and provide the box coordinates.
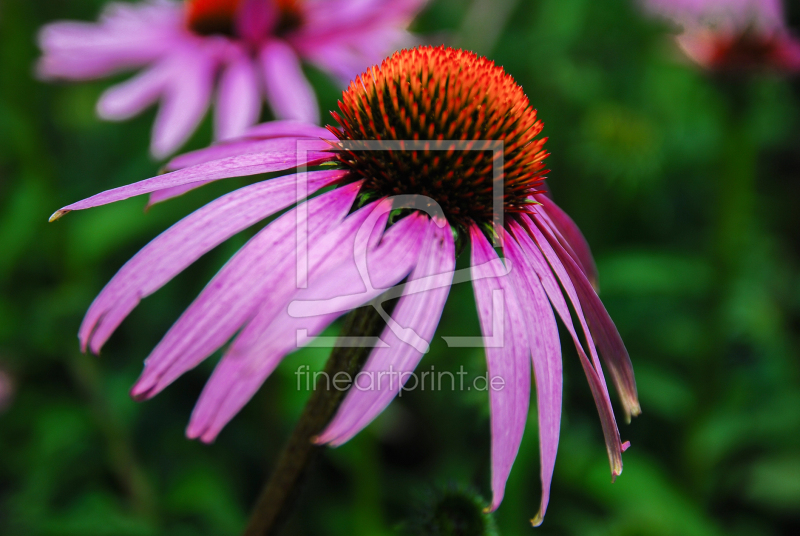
[290,0,425,83]
[508,219,590,367]
[501,229,561,526]
[187,212,429,442]
[36,2,180,80]
[532,212,640,423]
[517,215,626,478]
[212,199,393,364]
[79,169,348,353]
[149,136,331,206]
[534,194,599,291]
[518,214,610,397]
[164,136,331,172]
[150,48,218,158]
[317,216,455,446]
[241,121,332,142]
[260,40,320,124]
[49,140,333,221]
[235,0,279,43]
[96,62,170,120]
[215,51,262,141]
[129,183,363,400]
[470,225,531,512]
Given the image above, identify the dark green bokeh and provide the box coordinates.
[2,0,800,534]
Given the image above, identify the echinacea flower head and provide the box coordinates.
[641,0,800,71]
[52,46,639,524]
[37,0,425,158]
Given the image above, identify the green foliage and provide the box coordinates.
[2,0,800,535]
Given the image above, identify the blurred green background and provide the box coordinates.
[2,0,800,534]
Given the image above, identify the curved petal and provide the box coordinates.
[187,212,428,442]
[517,214,609,396]
[534,194,599,291]
[260,40,320,124]
[521,214,627,478]
[130,183,363,400]
[49,139,333,221]
[502,230,561,526]
[509,218,625,478]
[508,220,590,365]
[470,225,531,512]
[80,169,348,353]
[215,52,262,141]
[531,212,640,422]
[317,216,455,446]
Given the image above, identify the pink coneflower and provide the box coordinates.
[37,0,424,158]
[51,46,640,524]
[641,0,800,70]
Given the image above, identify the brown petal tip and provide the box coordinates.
[49,209,69,222]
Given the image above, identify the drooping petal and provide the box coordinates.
[534,194,599,291]
[150,47,219,158]
[260,40,320,124]
[509,218,625,479]
[518,214,627,478]
[79,169,348,353]
[129,183,363,400]
[508,219,589,363]
[470,225,531,512]
[215,50,262,141]
[517,214,609,396]
[49,140,333,221]
[187,212,429,442]
[532,211,640,422]
[501,230,561,526]
[317,216,455,446]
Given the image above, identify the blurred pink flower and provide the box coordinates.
[37,0,425,158]
[52,47,639,524]
[641,0,800,70]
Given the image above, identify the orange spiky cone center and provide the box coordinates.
[330,46,550,228]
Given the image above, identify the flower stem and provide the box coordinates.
[242,304,390,536]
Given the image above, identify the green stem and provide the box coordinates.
[243,304,390,536]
